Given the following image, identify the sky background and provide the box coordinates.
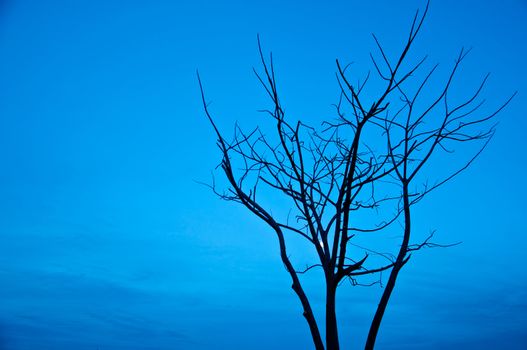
[0,0,526,349]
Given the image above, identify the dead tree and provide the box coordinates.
[198,2,514,349]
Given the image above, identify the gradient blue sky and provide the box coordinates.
[0,0,526,349]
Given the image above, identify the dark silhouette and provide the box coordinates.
[199,2,514,349]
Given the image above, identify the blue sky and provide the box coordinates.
[0,0,526,349]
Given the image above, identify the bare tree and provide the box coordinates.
[198,2,514,349]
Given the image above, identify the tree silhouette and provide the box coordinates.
[198,2,514,349]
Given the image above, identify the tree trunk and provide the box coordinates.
[364,264,401,350]
[364,183,411,350]
[326,282,339,350]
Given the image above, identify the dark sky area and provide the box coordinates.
[0,0,526,349]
